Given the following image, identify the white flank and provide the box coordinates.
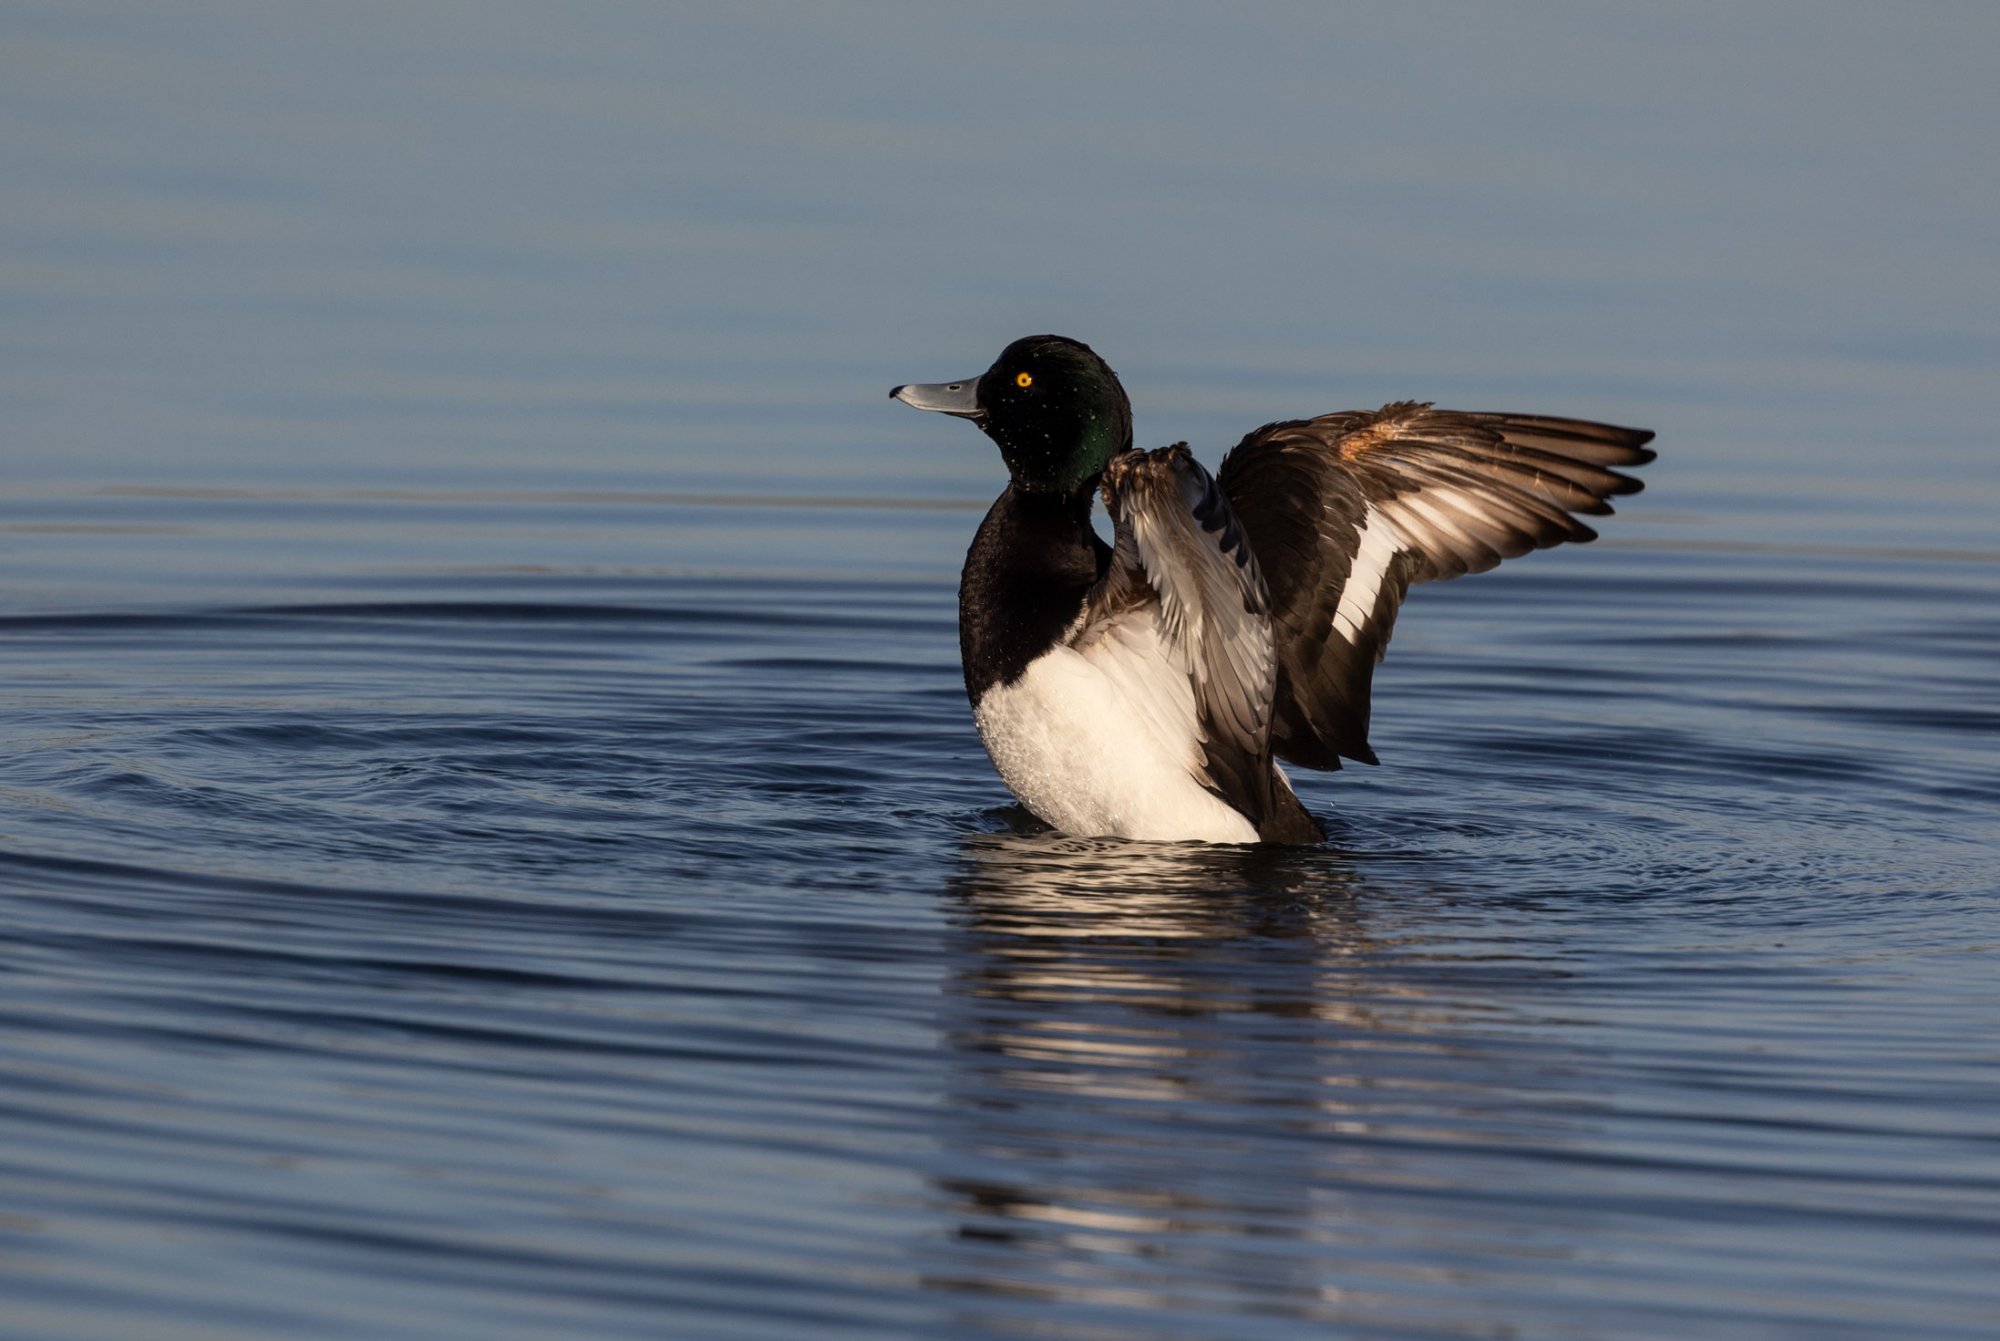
[973,611,1260,844]
[1332,505,1403,643]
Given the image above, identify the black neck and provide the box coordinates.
[958,484,1110,702]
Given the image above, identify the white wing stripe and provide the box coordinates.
[1333,504,1402,643]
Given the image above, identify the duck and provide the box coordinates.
[891,335,1655,844]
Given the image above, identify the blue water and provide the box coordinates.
[4,6,1999,1340]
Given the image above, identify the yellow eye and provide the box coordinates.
[1015,372,1033,388]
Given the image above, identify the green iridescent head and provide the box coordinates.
[892,335,1134,494]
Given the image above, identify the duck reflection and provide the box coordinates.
[946,825,1380,1020]
[923,827,1540,1330]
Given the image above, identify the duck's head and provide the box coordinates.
[891,335,1133,495]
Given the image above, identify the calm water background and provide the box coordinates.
[4,5,1998,1338]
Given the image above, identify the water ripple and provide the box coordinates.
[1,531,1996,1339]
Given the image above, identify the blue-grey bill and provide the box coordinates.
[890,379,983,419]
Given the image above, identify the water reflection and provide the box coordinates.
[926,831,1579,1333]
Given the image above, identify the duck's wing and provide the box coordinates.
[1075,445,1284,831]
[1216,403,1656,771]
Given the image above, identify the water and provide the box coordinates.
[5,488,1995,1339]
[5,6,1999,1340]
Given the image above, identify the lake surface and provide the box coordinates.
[4,6,1999,1339]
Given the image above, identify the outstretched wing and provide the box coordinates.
[1075,445,1284,831]
[1216,403,1656,771]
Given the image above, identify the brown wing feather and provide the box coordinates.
[1086,446,1320,842]
[1217,403,1655,771]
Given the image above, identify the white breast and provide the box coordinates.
[971,612,1261,844]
